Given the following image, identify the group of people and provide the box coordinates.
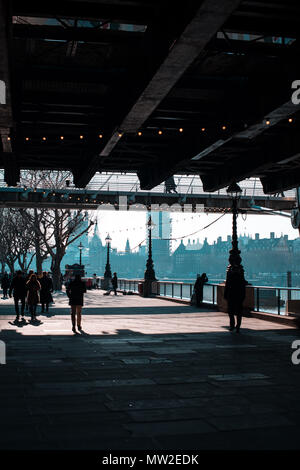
[7,271,53,322]
[193,270,247,333]
[3,266,247,333]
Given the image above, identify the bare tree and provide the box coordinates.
[0,209,35,273]
[38,209,93,289]
[19,171,94,289]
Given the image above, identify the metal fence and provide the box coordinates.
[253,285,300,315]
[156,281,218,306]
[3,170,293,198]
[118,278,140,293]
[116,278,300,316]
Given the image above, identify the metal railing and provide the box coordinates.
[156,281,218,306]
[5,170,294,198]
[117,278,140,293]
[253,285,300,315]
[116,278,300,316]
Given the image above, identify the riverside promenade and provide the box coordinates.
[0,289,300,450]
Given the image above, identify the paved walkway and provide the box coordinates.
[0,290,300,450]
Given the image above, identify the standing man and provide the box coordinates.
[193,273,208,307]
[224,269,246,333]
[66,274,87,334]
[9,271,27,322]
[40,272,53,313]
[111,272,118,295]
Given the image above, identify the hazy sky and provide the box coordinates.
[90,209,299,253]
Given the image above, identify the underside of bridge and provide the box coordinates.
[1,0,300,193]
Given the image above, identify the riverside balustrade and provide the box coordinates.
[114,278,300,316]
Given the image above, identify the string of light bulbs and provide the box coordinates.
[129,212,227,251]
[94,209,231,237]
[4,117,295,142]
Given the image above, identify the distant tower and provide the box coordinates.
[125,238,131,254]
[148,211,172,274]
[88,220,105,274]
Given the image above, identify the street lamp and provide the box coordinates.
[104,233,112,279]
[144,215,157,281]
[78,241,83,266]
[226,182,244,277]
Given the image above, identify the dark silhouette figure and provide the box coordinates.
[164,176,178,194]
[9,271,27,321]
[111,272,118,295]
[25,270,34,312]
[194,273,208,306]
[1,273,10,299]
[224,270,247,333]
[40,272,53,313]
[26,274,41,321]
[66,274,86,334]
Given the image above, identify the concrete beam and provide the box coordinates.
[102,0,242,146]
[261,168,300,194]
[76,0,241,187]
[0,0,12,129]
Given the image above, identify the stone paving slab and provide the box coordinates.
[1,290,300,450]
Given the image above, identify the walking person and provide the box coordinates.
[224,269,247,333]
[9,271,27,322]
[26,273,41,321]
[66,274,86,334]
[193,273,208,307]
[40,272,53,313]
[1,273,10,299]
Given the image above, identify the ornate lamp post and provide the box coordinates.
[143,215,157,297]
[104,233,112,280]
[78,241,83,266]
[226,182,244,277]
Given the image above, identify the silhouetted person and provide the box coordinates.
[164,176,178,193]
[92,273,98,289]
[9,271,27,321]
[194,273,208,307]
[1,273,10,299]
[224,269,247,333]
[66,274,86,334]
[111,272,118,295]
[40,272,53,313]
[26,274,41,321]
[25,270,34,311]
